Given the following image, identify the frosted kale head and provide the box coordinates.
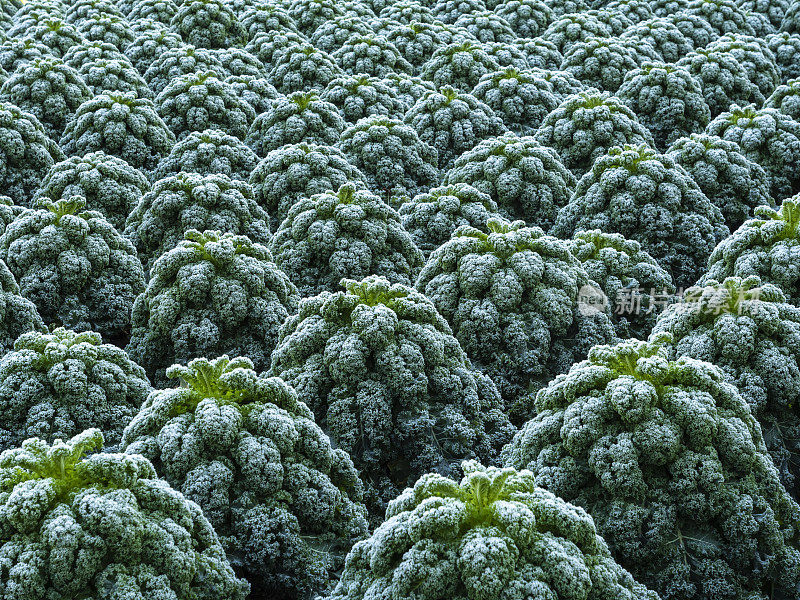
[286,0,345,36]
[766,31,800,83]
[62,39,129,69]
[381,71,437,107]
[7,3,61,39]
[127,0,179,27]
[126,15,163,38]
[155,71,255,142]
[542,11,613,55]
[384,21,469,71]
[208,47,267,78]
[0,428,250,599]
[328,460,659,600]
[743,5,778,36]
[512,36,562,71]
[121,355,368,599]
[245,91,344,157]
[617,62,711,150]
[781,0,800,33]
[142,45,227,96]
[123,27,183,74]
[647,0,688,17]
[470,67,559,134]
[704,196,800,304]
[398,182,499,259]
[765,76,800,120]
[24,18,84,58]
[527,65,585,101]
[540,0,589,16]
[239,3,300,40]
[340,0,377,19]
[705,33,780,99]
[495,0,554,38]
[59,92,175,171]
[432,0,488,24]
[322,74,408,124]
[707,103,800,199]
[419,41,501,92]
[560,36,657,94]
[271,182,423,297]
[270,275,515,518]
[417,217,615,423]
[379,1,436,26]
[667,133,773,232]
[64,0,123,24]
[599,0,654,22]
[338,115,439,200]
[621,16,694,62]
[404,85,506,169]
[0,57,91,139]
[244,29,308,74]
[502,334,800,600]
[310,14,374,55]
[585,7,635,34]
[479,40,530,70]
[0,101,64,206]
[34,151,150,232]
[152,128,259,183]
[444,134,575,229]
[270,42,343,95]
[0,38,51,74]
[0,195,23,239]
[552,144,729,289]
[332,33,413,78]
[664,10,718,47]
[76,13,135,49]
[0,327,151,451]
[534,90,654,179]
[0,258,45,357]
[223,74,278,114]
[77,55,152,99]
[125,172,269,275]
[685,0,755,35]
[567,229,674,339]
[127,230,298,386]
[170,0,247,49]
[452,10,516,43]
[740,0,790,29]
[676,45,764,118]
[0,197,145,338]
[653,275,800,496]
[248,142,365,231]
